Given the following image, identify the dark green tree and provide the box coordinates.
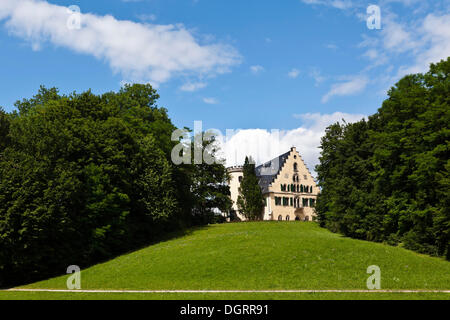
[237,156,264,221]
[0,107,10,152]
[0,84,237,286]
[316,57,450,259]
[0,85,179,286]
[181,131,232,224]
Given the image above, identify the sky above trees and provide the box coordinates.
[0,0,449,169]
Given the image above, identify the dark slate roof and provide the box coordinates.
[255,150,291,193]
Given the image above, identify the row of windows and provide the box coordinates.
[280,184,313,193]
[274,197,316,208]
[292,174,307,183]
[278,215,310,221]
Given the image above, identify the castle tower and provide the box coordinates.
[227,166,244,221]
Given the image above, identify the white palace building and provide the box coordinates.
[227,147,319,222]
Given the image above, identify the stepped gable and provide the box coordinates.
[255,150,291,193]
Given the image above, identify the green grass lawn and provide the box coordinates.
[1,222,449,300]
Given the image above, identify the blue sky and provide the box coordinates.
[0,0,449,168]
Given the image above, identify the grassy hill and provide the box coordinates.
[1,222,449,300]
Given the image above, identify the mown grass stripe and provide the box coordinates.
[5,289,450,294]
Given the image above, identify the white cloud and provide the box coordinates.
[309,68,327,86]
[300,0,353,10]
[288,68,300,79]
[358,7,450,81]
[180,81,207,92]
[203,97,218,104]
[381,17,418,54]
[293,112,365,130]
[322,76,368,103]
[330,0,353,9]
[137,13,157,22]
[362,48,389,69]
[325,43,338,50]
[220,112,366,175]
[363,49,379,60]
[0,0,241,85]
[250,65,265,74]
[395,13,450,77]
[420,14,450,62]
[303,1,449,97]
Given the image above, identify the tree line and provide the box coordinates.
[316,58,449,259]
[0,84,231,286]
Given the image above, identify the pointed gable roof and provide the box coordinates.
[255,150,291,193]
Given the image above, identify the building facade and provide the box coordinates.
[227,147,318,221]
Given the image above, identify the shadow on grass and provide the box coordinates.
[1,224,213,290]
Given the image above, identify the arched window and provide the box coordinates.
[294,163,298,171]
[278,215,283,221]
[286,215,290,221]
[295,216,300,221]
[305,216,310,222]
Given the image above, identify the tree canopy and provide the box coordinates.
[237,156,264,221]
[316,58,450,259]
[0,84,231,286]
